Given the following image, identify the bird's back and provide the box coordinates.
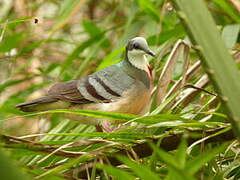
[16,61,152,114]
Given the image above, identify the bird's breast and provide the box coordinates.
[100,82,152,115]
[67,81,152,125]
[147,65,153,79]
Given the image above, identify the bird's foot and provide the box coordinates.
[95,125,103,132]
[102,122,114,132]
[95,123,114,132]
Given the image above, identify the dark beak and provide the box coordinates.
[144,49,155,57]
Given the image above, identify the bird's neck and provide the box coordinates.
[125,51,149,72]
[117,51,152,89]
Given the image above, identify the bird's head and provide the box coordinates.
[125,37,155,72]
[126,37,155,57]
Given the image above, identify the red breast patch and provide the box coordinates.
[147,65,153,78]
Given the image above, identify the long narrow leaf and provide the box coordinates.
[172,0,240,136]
[117,155,162,180]
[97,164,136,180]
[185,143,228,175]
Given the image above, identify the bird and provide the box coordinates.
[16,37,155,132]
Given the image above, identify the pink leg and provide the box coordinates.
[102,122,113,132]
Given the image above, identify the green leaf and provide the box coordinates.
[82,20,110,48]
[137,0,160,22]
[18,40,44,56]
[35,154,91,179]
[117,155,162,180]
[0,33,26,53]
[172,0,240,136]
[148,24,185,45]
[168,167,196,180]
[148,122,226,128]
[0,78,29,93]
[150,143,179,168]
[82,20,102,37]
[60,33,106,78]
[176,137,187,169]
[185,143,228,175]
[20,109,225,129]
[0,149,30,180]
[151,92,179,115]
[150,143,196,180]
[227,166,240,180]
[97,164,136,180]
[221,24,240,49]
[49,0,83,36]
[212,0,240,23]
[39,132,149,139]
[131,114,188,125]
[31,109,137,121]
[97,46,125,70]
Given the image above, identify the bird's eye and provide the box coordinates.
[133,43,139,49]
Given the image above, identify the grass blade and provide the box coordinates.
[97,164,136,180]
[117,155,162,180]
[185,143,228,175]
[0,149,30,180]
[172,0,240,136]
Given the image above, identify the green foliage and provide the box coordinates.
[0,0,239,179]
[172,0,240,135]
[117,155,162,180]
[0,33,26,53]
[0,149,30,180]
[97,164,136,180]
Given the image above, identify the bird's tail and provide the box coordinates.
[16,96,58,112]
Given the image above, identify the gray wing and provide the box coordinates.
[77,65,135,102]
[47,65,135,104]
[16,65,136,112]
[16,79,92,112]
[47,79,93,104]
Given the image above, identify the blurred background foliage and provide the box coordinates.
[0,0,239,179]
